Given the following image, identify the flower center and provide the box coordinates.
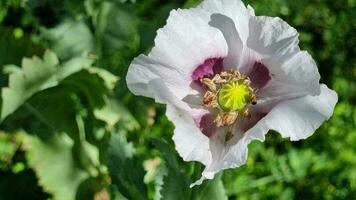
[218,81,251,112]
[200,70,257,128]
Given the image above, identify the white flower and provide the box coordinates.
[126,0,338,186]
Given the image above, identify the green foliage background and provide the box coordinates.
[0,0,355,199]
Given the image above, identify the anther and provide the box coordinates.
[215,112,238,127]
[243,108,251,118]
[201,78,217,91]
[203,91,218,108]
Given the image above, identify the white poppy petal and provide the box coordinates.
[143,79,212,166]
[202,0,254,71]
[194,84,337,184]
[209,13,244,69]
[167,104,212,166]
[246,5,256,16]
[204,132,251,176]
[199,0,249,42]
[245,16,320,101]
[247,16,300,57]
[247,84,338,141]
[127,7,228,100]
[191,129,230,186]
[191,118,261,186]
[259,51,321,101]
[149,7,228,80]
[127,55,190,99]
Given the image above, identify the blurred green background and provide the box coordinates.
[0,0,355,199]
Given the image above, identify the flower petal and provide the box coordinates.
[127,7,228,100]
[167,105,212,166]
[151,8,228,73]
[209,13,244,69]
[127,55,191,99]
[135,78,212,166]
[259,51,321,101]
[245,16,322,100]
[193,84,337,185]
[247,84,338,141]
[200,0,249,42]
[193,113,218,138]
[191,119,256,186]
[203,0,253,70]
[247,16,300,57]
[192,58,223,81]
[247,62,271,89]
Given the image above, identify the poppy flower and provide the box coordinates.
[126,0,338,186]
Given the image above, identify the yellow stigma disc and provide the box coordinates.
[218,81,251,111]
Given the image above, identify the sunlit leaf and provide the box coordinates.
[1,50,119,126]
[24,132,91,200]
[1,50,59,121]
[41,20,95,60]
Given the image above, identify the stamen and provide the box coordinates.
[202,91,218,108]
[201,78,217,91]
[243,108,251,118]
[214,112,238,127]
[200,69,258,128]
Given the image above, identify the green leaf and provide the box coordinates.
[1,50,119,125]
[41,19,95,60]
[1,50,58,121]
[24,132,91,200]
[95,2,139,56]
[95,97,139,131]
[88,67,119,90]
[149,138,228,200]
[150,138,189,200]
[0,28,43,67]
[0,132,19,170]
[94,2,140,69]
[152,164,167,200]
[108,133,147,200]
[183,0,203,8]
[76,176,111,200]
[0,50,95,122]
[1,50,120,200]
[193,174,228,200]
[94,98,122,130]
[108,185,129,200]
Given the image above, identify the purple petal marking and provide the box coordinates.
[239,109,267,133]
[192,58,223,81]
[248,62,271,89]
[194,113,217,138]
